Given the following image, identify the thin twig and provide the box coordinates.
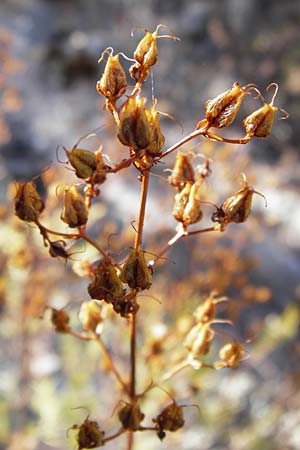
[78,229,110,259]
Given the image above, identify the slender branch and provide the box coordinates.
[159,126,207,159]
[153,225,220,266]
[37,222,80,239]
[134,170,150,249]
[204,131,250,145]
[107,156,135,173]
[103,428,126,444]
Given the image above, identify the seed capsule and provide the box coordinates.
[168,153,195,190]
[14,181,45,222]
[218,341,245,368]
[120,247,152,290]
[182,180,203,226]
[197,82,255,130]
[212,175,266,225]
[51,308,70,333]
[96,52,127,99]
[134,30,158,68]
[65,148,98,180]
[243,83,287,138]
[193,293,227,324]
[184,323,214,357]
[78,301,103,333]
[61,186,88,228]
[88,261,124,303]
[73,417,105,450]
[118,97,152,153]
[118,403,145,431]
[153,402,185,434]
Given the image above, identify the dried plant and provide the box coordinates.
[13,25,287,450]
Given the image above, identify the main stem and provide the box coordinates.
[127,169,150,450]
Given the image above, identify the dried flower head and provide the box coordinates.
[197,82,256,131]
[120,247,152,290]
[72,417,105,449]
[217,341,245,368]
[65,147,98,180]
[88,260,124,303]
[184,322,214,357]
[51,308,70,333]
[61,185,88,228]
[168,153,195,190]
[15,181,45,222]
[211,174,266,225]
[145,104,165,156]
[118,97,152,153]
[96,49,127,100]
[243,83,288,139]
[193,293,227,324]
[153,402,185,437]
[118,403,145,431]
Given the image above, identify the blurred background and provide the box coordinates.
[1,0,300,449]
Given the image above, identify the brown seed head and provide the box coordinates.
[96,53,127,99]
[218,341,245,368]
[172,182,192,223]
[145,105,165,156]
[182,180,203,226]
[65,148,98,180]
[133,30,158,69]
[153,402,184,433]
[120,247,152,290]
[118,403,145,431]
[61,186,88,228]
[88,261,124,303]
[75,418,105,449]
[168,153,195,190]
[51,308,70,333]
[118,97,152,153]
[15,181,45,222]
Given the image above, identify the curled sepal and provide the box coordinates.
[153,402,184,438]
[243,83,288,138]
[211,174,266,225]
[118,403,145,431]
[197,82,255,130]
[14,181,45,222]
[51,308,70,333]
[78,301,103,334]
[96,49,127,100]
[168,153,195,190]
[118,97,152,153]
[72,417,105,449]
[88,261,124,303]
[120,247,152,290]
[61,185,88,228]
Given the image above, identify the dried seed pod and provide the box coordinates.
[243,83,288,138]
[73,417,105,449]
[184,323,214,357]
[14,181,45,222]
[212,175,266,225]
[145,105,165,156]
[92,150,108,185]
[182,180,203,226]
[118,403,145,431]
[61,186,88,228]
[153,402,184,434]
[65,148,98,180]
[78,301,103,333]
[197,82,255,130]
[193,293,227,324]
[217,341,245,368]
[168,153,195,190]
[51,308,70,333]
[88,261,124,302]
[172,182,192,222]
[134,30,158,68]
[120,247,152,290]
[118,97,152,153]
[96,51,127,99]
[112,296,140,318]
